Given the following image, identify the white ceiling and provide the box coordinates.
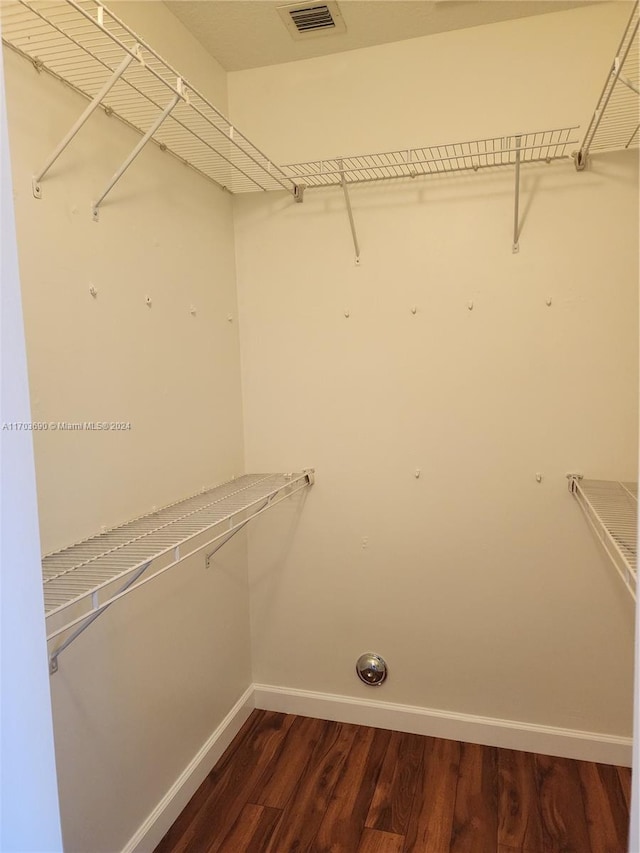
[164,0,598,72]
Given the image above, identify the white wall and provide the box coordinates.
[0,55,62,853]
[230,3,638,746]
[3,3,251,850]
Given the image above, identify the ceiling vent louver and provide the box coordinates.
[277,2,346,39]
[291,5,334,32]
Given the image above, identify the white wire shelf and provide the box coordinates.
[568,476,637,601]
[576,1,639,165]
[0,0,297,200]
[44,471,314,671]
[282,128,579,188]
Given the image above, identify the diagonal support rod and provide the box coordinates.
[92,85,183,220]
[32,50,138,198]
[512,134,522,254]
[49,559,152,674]
[619,73,640,96]
[339,158,361,265]
[204,496,272,567]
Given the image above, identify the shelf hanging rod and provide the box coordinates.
[32,48,139,199]
[512,135,522,253]
[339,158,360,265]
[92,84,183,219]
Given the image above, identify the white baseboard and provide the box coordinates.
[253,683,632,767]
[123,684,255,853]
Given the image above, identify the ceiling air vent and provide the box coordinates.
[277,2,346,40]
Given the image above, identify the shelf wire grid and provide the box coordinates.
[571,478,637,600]
[282,128,580,188]
[579,1,639,158]
[0,0,296,195]
[42,472,312,627]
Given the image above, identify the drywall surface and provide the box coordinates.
[0,54,62,853]
[230,4,639,740]
[3,3,250,849]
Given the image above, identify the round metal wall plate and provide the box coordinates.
[356,653,387,686]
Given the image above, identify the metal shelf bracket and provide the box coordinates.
[573,150,588,171]
[339,158,361,265]
[32,46,142,199]
[512,134,522,253]
[49,559,152,674]
[567,472,584,493]
[92,78,186,220]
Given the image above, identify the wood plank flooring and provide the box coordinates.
[155,710,631,853]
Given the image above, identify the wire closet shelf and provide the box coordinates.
[568,477,637,601]
[576,0,639,166]
[0,0,297,198]
[43,471,314,671]
[281,128,580,188]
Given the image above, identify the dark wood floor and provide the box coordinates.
[155,710,631,853]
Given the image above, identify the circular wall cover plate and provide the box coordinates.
[356,653,387,686]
